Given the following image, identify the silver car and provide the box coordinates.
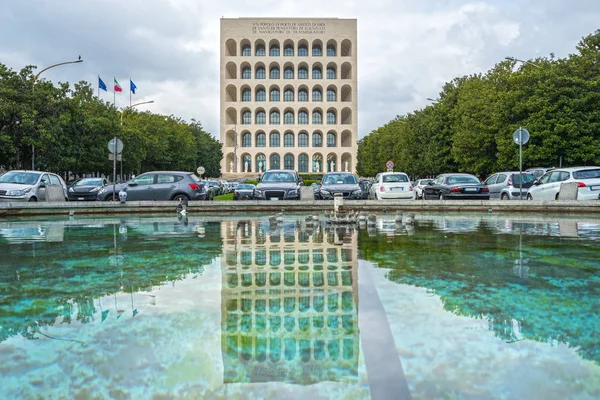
[0,170,68,202]
[484,171,537,200]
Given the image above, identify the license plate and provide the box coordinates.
[464,188,477,192]
[590,186,599,191]
[78,197,85,200]
[390,187,404,191]
[270,198,280,201]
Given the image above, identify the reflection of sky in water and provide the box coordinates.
[0,214,599,399]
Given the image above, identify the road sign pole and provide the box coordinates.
[112,135,117,201]
[519,128,523,200]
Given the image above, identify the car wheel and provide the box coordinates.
[28,197,37,202]
[527,193,533,201]
[501,193,509,201]
[172,194,189,202]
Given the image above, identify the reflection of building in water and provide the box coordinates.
[220,220,359,385]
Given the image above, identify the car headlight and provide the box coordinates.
[7,188,31,196]
[321,190,330,195]
[97,188,105,194]
[68,187,74,193]
[352,189,362,195]
[288,189,298,195]
[90,187,101,192]
[254,189,262,196]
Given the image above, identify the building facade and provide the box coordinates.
[220,18,358,175]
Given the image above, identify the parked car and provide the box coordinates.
[200,180,218,200]
[525,167,553,178]
[358,180,371,199]
[423,173,490,200]
[253,170,302,200]
[370,172,414,200]
[233,184,255,200]
[312,182,322,200]
[97,171,210,201]
[68,177,110,201]
[413,179,434,199]
[318,172,363,200]
[526,167,600,200]
[483,172,537,200]
[0,170,68,202]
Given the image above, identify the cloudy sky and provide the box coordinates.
[1,0,599,138]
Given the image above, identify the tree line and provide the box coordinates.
[356,30,600,179]
[0,64,222,178]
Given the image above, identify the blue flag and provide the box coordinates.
[98,76,107,91]
[130,79,137,94]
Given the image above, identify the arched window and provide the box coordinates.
[256,111,266,124]
[298,154,309,172]
[284,45,294,56]
[256,67,266,79]
[243,154,252,172]
[327,89,336,101]
[298,45,308,57]
[327,66,336,79]
[298,111,309,124]
[242,133,251,147]
[284,111,294,124]
[270,132,280,147]
[312,89,322,101]
[284,89,294,102]
[327,132,336,147]
[312,132,323,147]
[256,132,266,147]
[270,45,280,56]
[284,67,294,79]
[242,88,251,102]
[298,89,308,102]
[327,45,336,56]
[313,45,322,56]
[327,111,336,125]
[298,132,309,147]
[242,111,252,124]
[284,133,294,147]
[312,67,322,79]
[284,154,294,170]
[270,154,280,169]
[327,111,336,124]
[270,88,280,102]
[256,45,266,56]
[298,67,308,79]
[256,88,266,101]
[270,111,280,124]
[312,111,322,124]
[270,66,280,79]
[242,45,251,56]
[242,67,251,79]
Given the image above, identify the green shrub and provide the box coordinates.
[303,180,318,186]
[245,180,259,185]
[214,193,234,201]
[299,174,324,181]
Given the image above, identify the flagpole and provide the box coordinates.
[129,78,132,107]
[98,75,99,98]
[113,76,116,106]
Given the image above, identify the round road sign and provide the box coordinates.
[108,138,124,154]
[386,160,394,169]
[513,127,530,145]
[197,166,205,175]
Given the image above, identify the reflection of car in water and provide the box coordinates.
[0,224,65,243]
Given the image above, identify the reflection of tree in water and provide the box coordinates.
[0,220,222,343]
[358,219,600,365]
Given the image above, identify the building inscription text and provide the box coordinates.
[252,22,326,35]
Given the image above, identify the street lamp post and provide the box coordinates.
[505,56,540,69]
[115,100,155,199]
[31,57,83,170]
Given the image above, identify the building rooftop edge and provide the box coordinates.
[221,17,357,21]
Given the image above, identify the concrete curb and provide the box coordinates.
[1,199,600,218]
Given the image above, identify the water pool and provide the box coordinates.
[0,213,599,399]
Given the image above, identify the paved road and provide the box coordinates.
[300,187,313,201]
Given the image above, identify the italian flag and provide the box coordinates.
[114,78,122,92]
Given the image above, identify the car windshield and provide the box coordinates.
[511,174,536,185]
[237,184,254,189]
[261,172,296,183]
[419,179,433,185]
[209,182,219,187]
[323,174,357,185]
[76,178,102,186]
[382,174,408,183]
[190,174,201,182]
[0,172,41,185]
[446,175,480,185]
[573,169,600,179]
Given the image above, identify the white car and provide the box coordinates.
[370,172,414,200]
[414,179,433,199]
[526,167,600,200]
[0,170,68,202]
